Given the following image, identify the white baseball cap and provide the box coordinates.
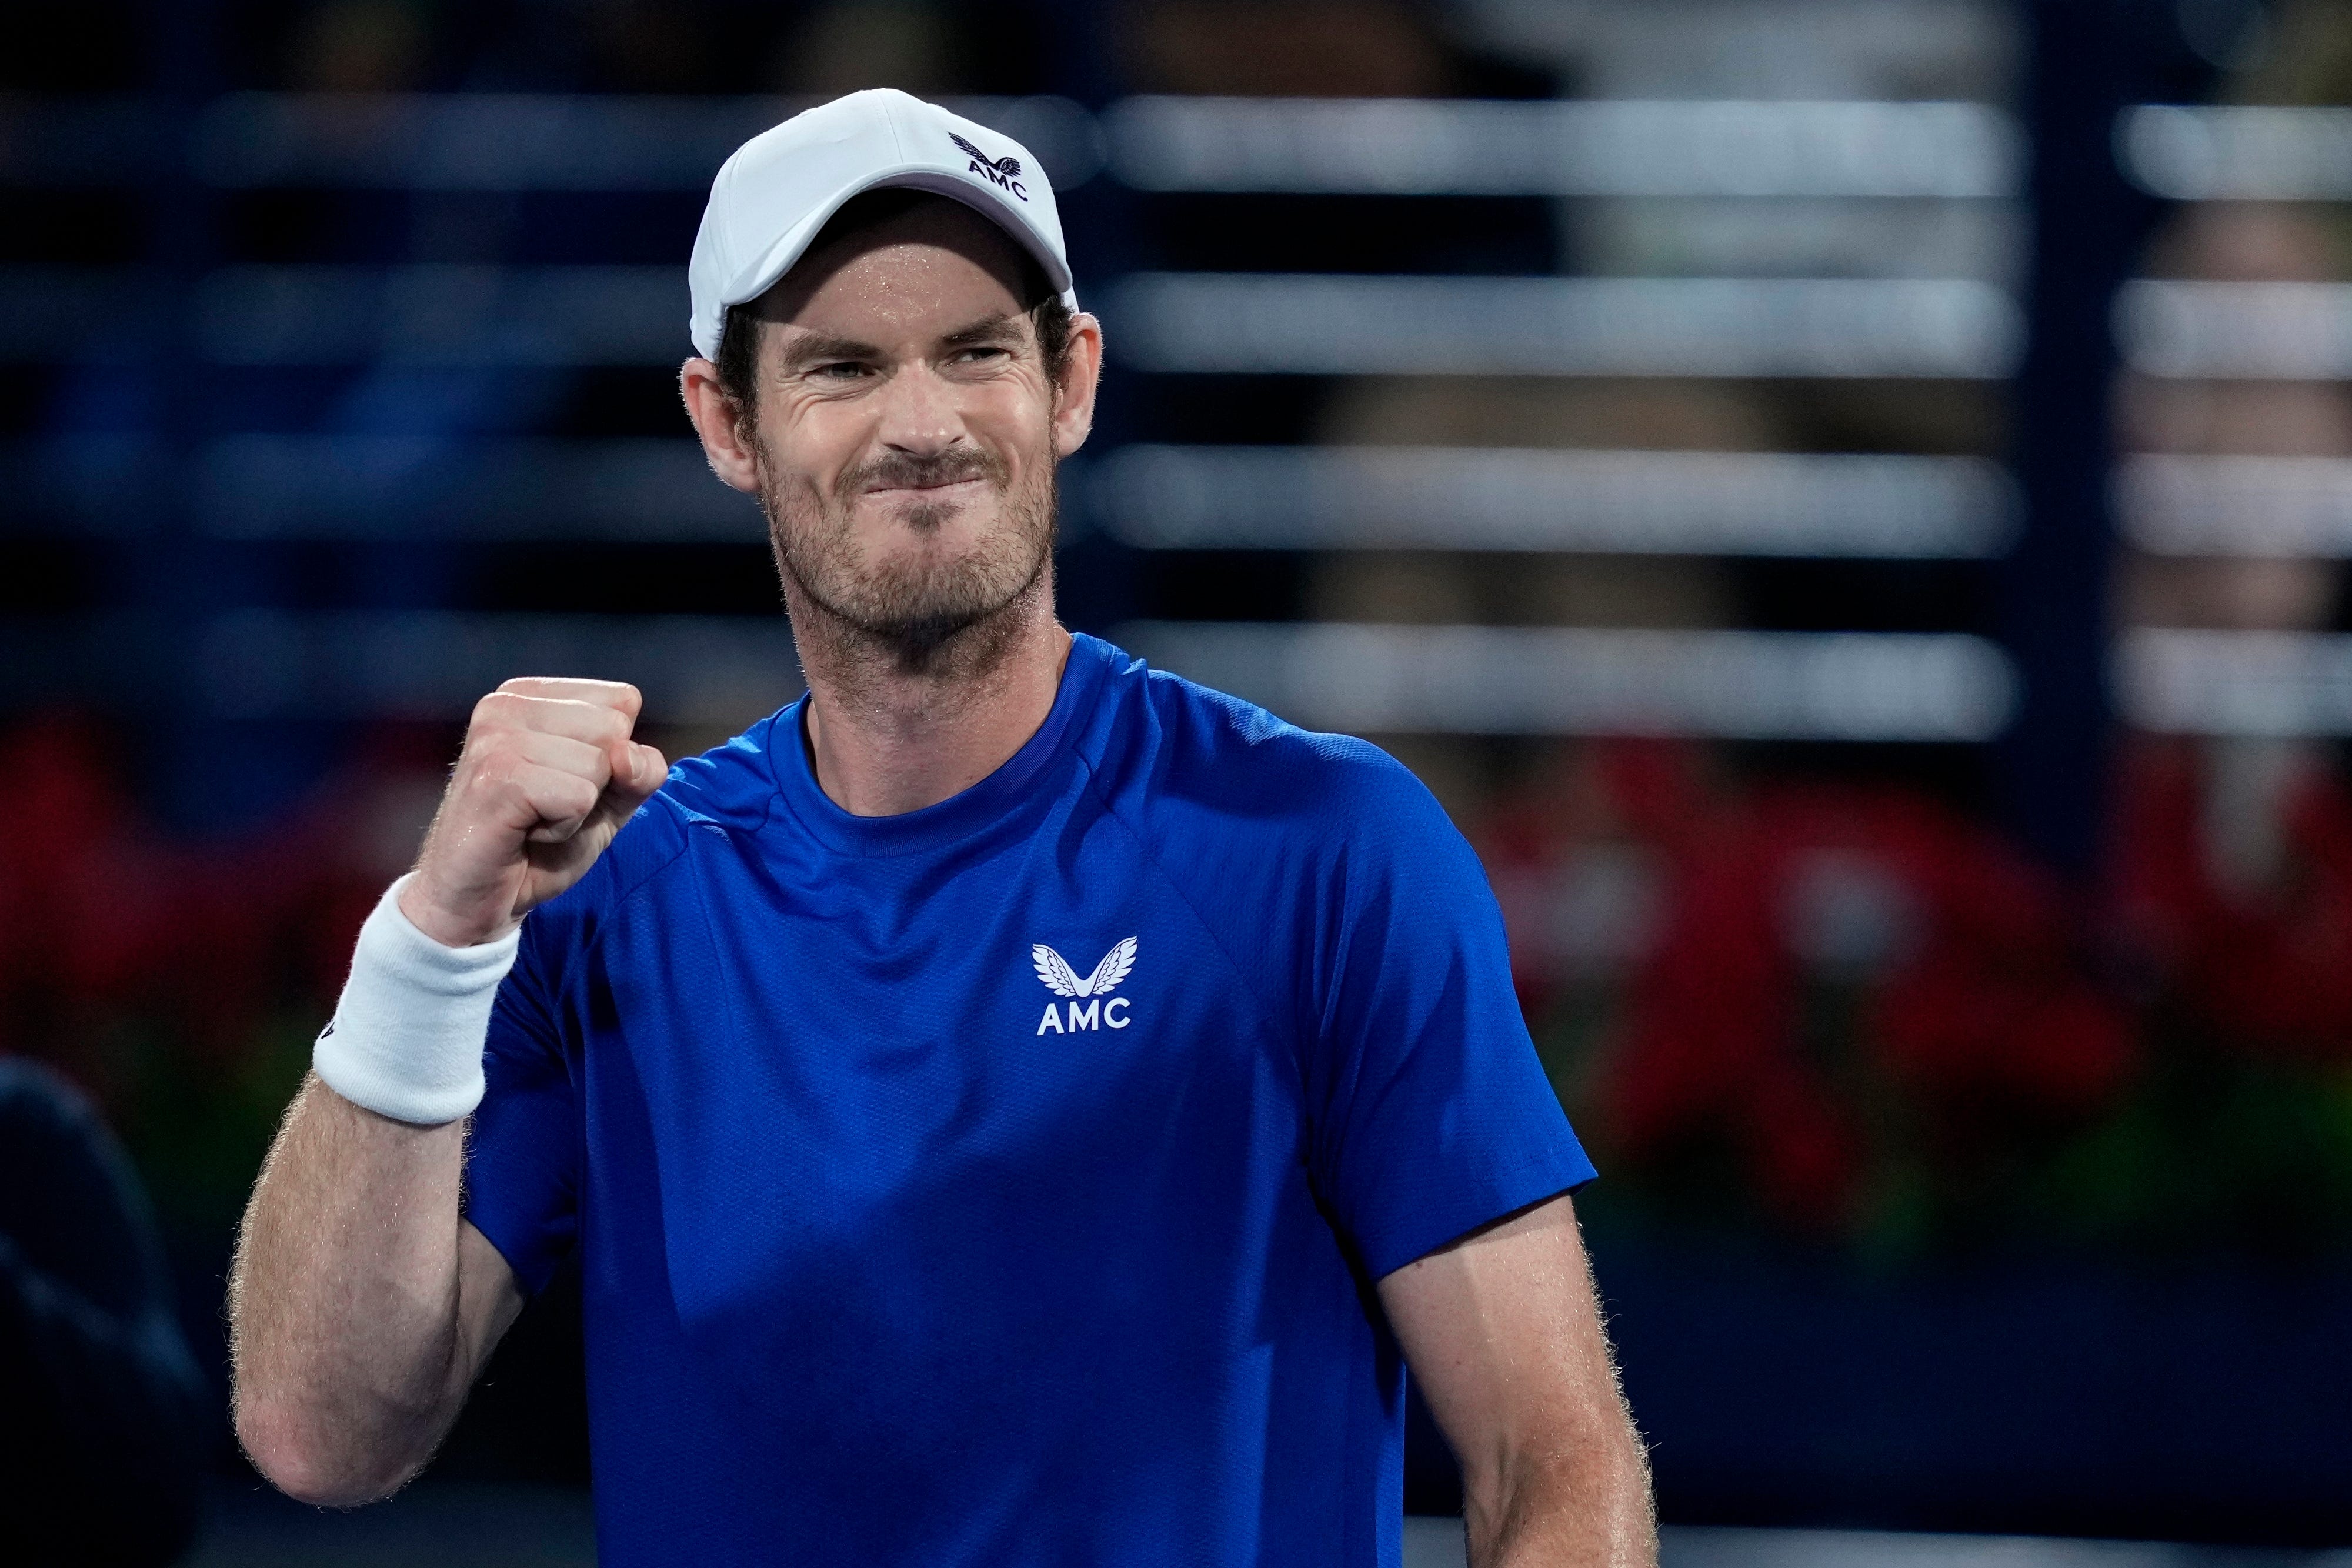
[686,88,1078,359]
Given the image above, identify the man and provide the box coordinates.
[229,89,1654,1566]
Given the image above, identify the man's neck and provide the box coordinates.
[793,591,1073,818]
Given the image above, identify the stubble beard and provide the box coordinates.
[758,437,1058,682]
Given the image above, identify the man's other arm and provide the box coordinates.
[1380,1193,1656,1568]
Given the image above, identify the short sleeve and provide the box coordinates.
[1306,763,1596,1281]
[462,915,582,1297]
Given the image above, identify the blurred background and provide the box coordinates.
[15,0,2352,1563]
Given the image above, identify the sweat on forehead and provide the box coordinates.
[750,189,1053,325]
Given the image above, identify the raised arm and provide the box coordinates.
[228,677,664,1505]
[1379,1193,1656,1568]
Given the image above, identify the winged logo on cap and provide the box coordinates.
[950,132,1023,179]
[1032,938,1137,999]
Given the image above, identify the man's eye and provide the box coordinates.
[813,362,867,380]
[957,346,1009,363]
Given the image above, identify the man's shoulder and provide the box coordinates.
[655,710,792,829]
[1088,639,1451,852]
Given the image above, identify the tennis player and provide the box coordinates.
[229,89,1654,1567]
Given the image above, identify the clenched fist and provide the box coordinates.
[399,678,669,949]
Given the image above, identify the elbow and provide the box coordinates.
[233,1390,416,1509]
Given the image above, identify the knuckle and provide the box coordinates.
[593,682,642,723]
[471,690,526,729]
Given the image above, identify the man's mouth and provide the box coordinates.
[860,475,990,501]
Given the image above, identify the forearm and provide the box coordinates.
[1384,1195,1659,1568]
[1468,1443,1657,1568]
[229,1073,476,1504]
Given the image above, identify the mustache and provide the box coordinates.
[842,447,1007,500]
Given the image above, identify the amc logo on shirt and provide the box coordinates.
[1031,938,1137,1035]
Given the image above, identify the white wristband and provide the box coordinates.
[312,875,521,1126]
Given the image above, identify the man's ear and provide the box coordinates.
[1050,313,1105,461]
[680,357,761,495]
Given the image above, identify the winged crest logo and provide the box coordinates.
[1032,938,1136,997]
[1031,938,1138,1034]
[950,132,1030,201]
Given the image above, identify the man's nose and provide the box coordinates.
[874,361,965,456]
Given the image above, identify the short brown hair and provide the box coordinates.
[712,189,1075,425]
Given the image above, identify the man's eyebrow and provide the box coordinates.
[775,332,881,371]
[938,312,1027,348]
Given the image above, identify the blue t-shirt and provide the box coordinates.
[465,632,1594,1567]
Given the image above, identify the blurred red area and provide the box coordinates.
[1484,735,2352,1255]
[2113,739,2352,1057]
[0,716,449,1230]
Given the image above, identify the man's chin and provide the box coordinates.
[822,587,1027,673]
[848,576,1016,633]
[850,523,1027,594]
[829,550,1049,665]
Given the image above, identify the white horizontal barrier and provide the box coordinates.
[2116,104,2352,201]
[1107,97,2020,198]
[1118,621,2017,740]
[1114,273,2023,379]
[2117,454,2352,556]
[2114,281,2352,380]
[2119,629,2352,736]
[1092,445,2016,557]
